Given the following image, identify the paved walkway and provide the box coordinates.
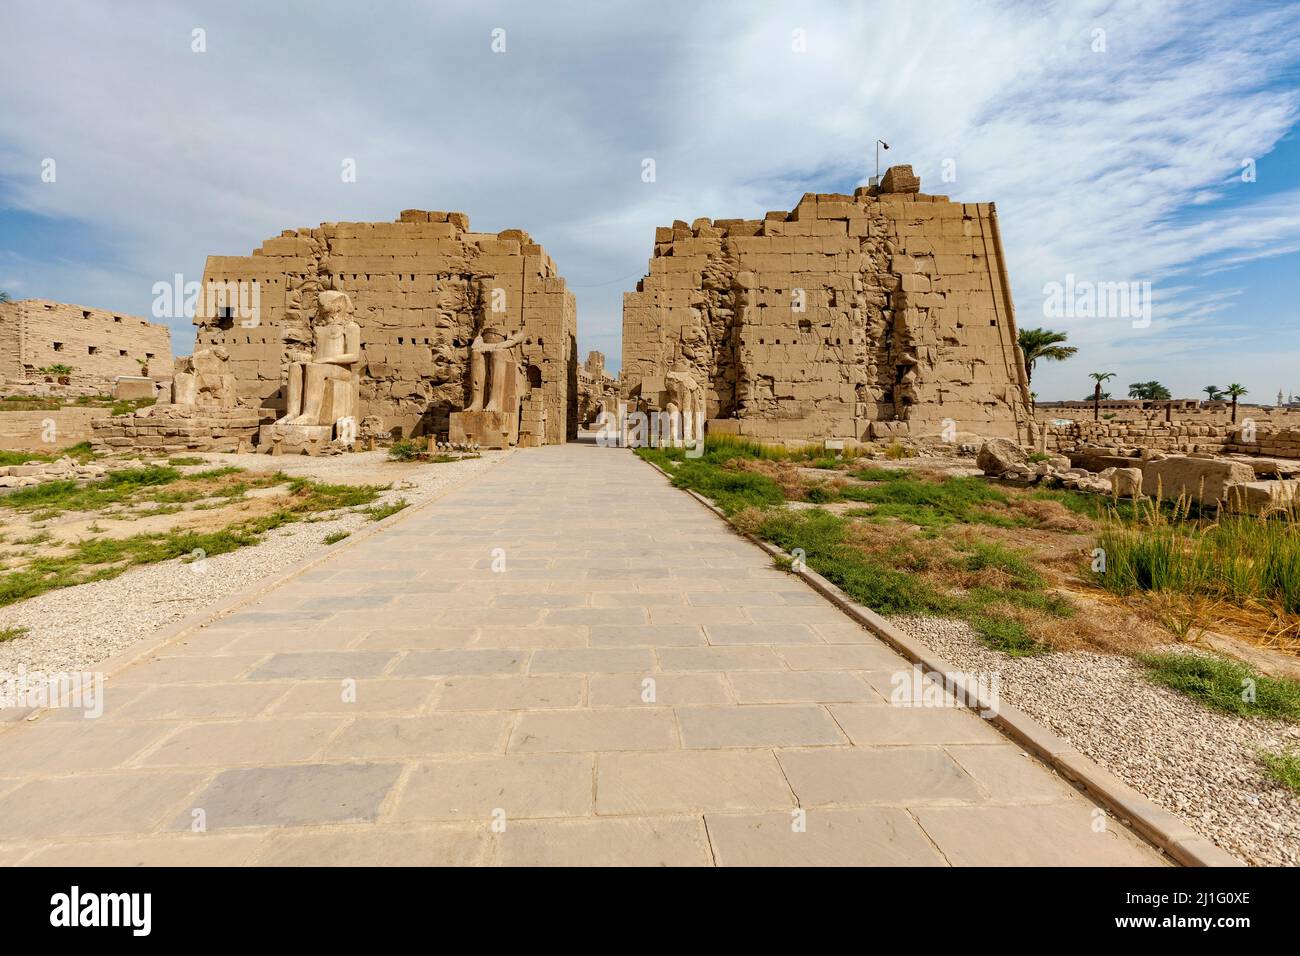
[0,444,1162,865]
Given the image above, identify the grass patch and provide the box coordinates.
[1139,651,1300,721]
[637,447,785,515]
[0,625,29,643]
[840,473,1020,528]
[323,530,350,544]
[1259,749,1300,793]
[0,475,390,607]
[1,465,183,514]
[360,498,409,521]
[168,456,206,466]
[0,441,96,468]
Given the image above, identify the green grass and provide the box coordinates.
[637,447,785,515]
[759,509,1060,655]
[324,530,350,545]
[0,441,96,468]
[1259,749,1300,793]
[168,456,206,466]
[1139,652,1300,721]
[958,539,1045,588]
[0,475,390,607]
[0,450,47,466]
[840,472,1019,528]
[109,397,155,416]
[360,498,409,521]
[287,477,386,512]
[967,614,1042,656]
[0,625,29,643]
[189,466,244,480]
[0,465,182,514]
[759,508,952,615]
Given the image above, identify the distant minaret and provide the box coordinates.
[1280,389,1285,408]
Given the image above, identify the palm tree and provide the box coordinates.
[1202,385,1222,402]
[0,290,10,304]
[1128,381,1171,401]
[1017,328,1077,386]
[1224,383,1248,423]
[1089,372,1115,421]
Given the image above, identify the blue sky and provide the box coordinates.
[1,0,1298,402]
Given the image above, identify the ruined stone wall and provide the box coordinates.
[1046,419,1300,459]
[195,211,578,444]
[621,166,1033,445]
[0,299,171,391]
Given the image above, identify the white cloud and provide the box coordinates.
[0,0,1297,399]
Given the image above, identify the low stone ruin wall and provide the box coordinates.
[1047,420,1300,460]
[91,405,263,454]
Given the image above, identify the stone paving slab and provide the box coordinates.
[0,444,1165,866]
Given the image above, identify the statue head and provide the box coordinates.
[317,290,353,322]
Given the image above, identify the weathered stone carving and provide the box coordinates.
[171,346,236,407]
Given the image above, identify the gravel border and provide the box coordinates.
[0,450,504,690]
[892,615,1300,867]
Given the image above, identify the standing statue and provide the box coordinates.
[449,323,524,448]
[277,289,361,429]
[664,358,705,447]
[467,327,524,413]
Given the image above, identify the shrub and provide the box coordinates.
[388,439,421,462]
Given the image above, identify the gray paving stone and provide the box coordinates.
[706,807,946,866]
[590,624,706,647]
[0,771,206,839]
[392,755,592,821]
[325,714,507,758]
[677,705,846,749]
[496,816,711,866]
[169,763,403,830]
[246,651,396,681]
[529,648,655,674]
[390,649,526,677]
[913,804,1162,865]
[704,623,822,645]
[777,747,982,806]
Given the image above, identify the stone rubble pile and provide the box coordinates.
[0,456,109,489]
[975,439,1298,513]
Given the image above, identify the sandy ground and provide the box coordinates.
[893,614,1300,866]
[0,450,506,691]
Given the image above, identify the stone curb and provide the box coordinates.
[640,453,1243,868]
[14,451,515,719]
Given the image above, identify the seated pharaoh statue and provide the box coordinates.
[276,289,361,435]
